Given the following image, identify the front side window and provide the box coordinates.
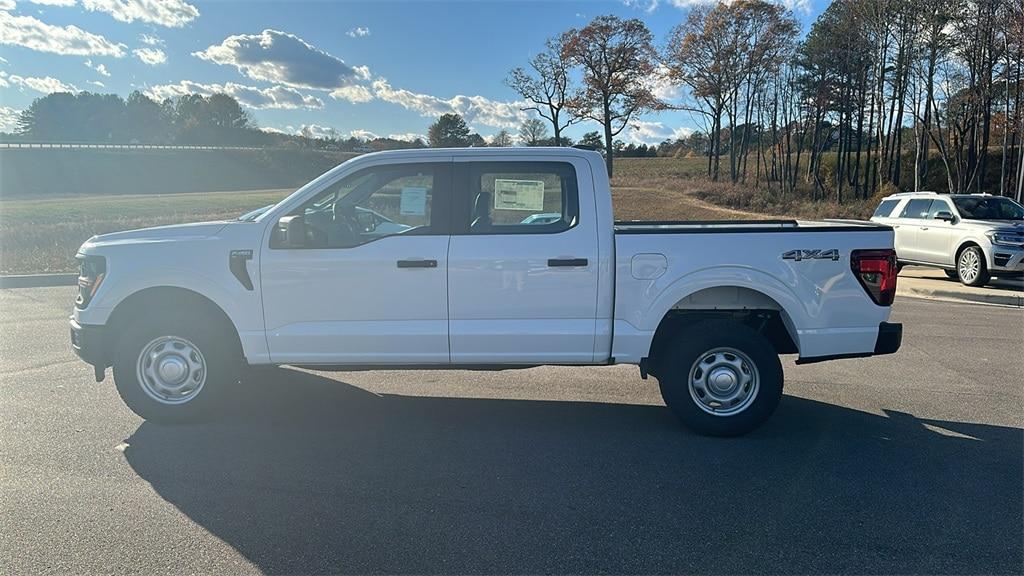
[926,200,953,219]
[275,163,444,248]
[873,199,900,218]
[899,199,933,219]
[464,162,578,234]
[952,196,1024,221]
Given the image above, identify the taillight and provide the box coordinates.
[75,255,106,309]
[850,249,897,306]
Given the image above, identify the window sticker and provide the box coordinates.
[494,179,546,211]
[399,187,428,215]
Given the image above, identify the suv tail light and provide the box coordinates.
[75,255,106,309]
[850,249,897,306]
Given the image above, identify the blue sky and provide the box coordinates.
[0,0,826,143]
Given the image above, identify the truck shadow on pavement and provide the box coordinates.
[122,368,1023,575]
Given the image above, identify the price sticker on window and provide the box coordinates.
[399,187,428,215]
[494,179,545,211]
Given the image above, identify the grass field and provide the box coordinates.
[0,155,877,274]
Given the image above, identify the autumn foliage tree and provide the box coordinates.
[561,15,665,177]
[506,37,578,146]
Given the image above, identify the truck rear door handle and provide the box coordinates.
[548,258,588,267]
[396,259,437,268]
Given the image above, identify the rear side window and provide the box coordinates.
[462,161,579,234]
[873,199,900,218]
[899,199,933,219]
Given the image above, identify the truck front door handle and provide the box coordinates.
[548,258,588,267]
[396,259,437,268]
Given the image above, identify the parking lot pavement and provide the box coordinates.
[1,287,1022,575]
[899,265,1024,307]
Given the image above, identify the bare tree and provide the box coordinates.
[519,118,549,146]
[506,38,578,146]
[561,15,665,177]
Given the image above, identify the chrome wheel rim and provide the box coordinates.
[688,347,759,417]
[959,250,980,284]
[136,336,207,405]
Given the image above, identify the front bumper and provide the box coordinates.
[70,317,109,380]
[990,245,1024,273]
[795,322,902,364]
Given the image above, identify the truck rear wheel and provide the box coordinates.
[656,320,783,437]
[112,311,238,423]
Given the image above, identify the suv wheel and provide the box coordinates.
[656,320,783,437]
[957,246,990,287]
[112,311,239,423]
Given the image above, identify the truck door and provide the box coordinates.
[260,161,452,364]
[446,157,600,364]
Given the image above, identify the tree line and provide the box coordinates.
[8,90,429,152]
[506,1,1024,200]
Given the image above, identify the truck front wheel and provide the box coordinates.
[112,311,238,423]
[656,320,783,436]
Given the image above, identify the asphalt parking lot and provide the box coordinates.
[1,287,1022,575]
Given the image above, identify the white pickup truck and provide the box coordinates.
[71,147,901,436]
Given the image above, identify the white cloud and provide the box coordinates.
[84,59,110,76]
[133,47,165,65]
[194,29,370,91]
[1,71,78,93]
[648,64,682,102]
[145,80,323,110]
[0,12,126,56]
[388,132,426,142]
[28,0,77,6]
[346,26,369,38]
[329,84,373,103]
[138,33,163,46]
[297,123,338,139]
[625,120,692,145]
[82,0,198,28]
[371,78,529,130]
[0,0,15,10]
[347,128,377,140]
[88,79,104,87]
[0,105,20,132]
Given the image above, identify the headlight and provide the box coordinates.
[75,254,106,309]
[987,230,1024,247]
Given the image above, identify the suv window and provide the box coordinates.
[276,163,447,248]
[899,198,933,219]
[462,161,578,234]
[873,199,900,218]
[925,200,953,219]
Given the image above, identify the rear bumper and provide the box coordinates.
[70,317,109,378]
[795,322,902,364]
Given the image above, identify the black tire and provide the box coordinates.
[656,320,783,437]
[944,269,959,280]
[957,246,991,287]
[112,309,239,423]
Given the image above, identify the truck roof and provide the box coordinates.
[354,146,602,162]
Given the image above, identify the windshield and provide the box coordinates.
[952,196,1024,221]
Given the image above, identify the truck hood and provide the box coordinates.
[81,221,230,249]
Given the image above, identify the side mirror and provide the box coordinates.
[279,215,307,247]
[934,211,955,222]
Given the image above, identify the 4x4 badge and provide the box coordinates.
[782,249,840,262]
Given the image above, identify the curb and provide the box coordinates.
[897,285,1023,308]
[0,274,78,289]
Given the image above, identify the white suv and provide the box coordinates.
[870,192,1024,286]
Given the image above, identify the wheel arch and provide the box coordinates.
[644,285,799,377]
[954,239,983,264]
[106,286,243,362]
